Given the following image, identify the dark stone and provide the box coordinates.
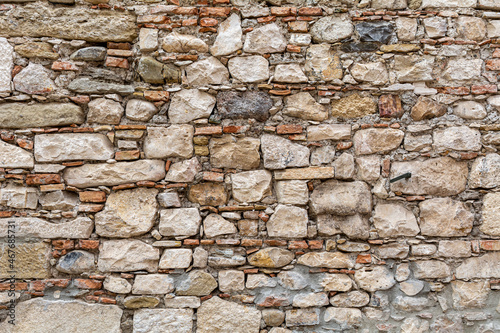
[356,22,394,44]
[216,91,273,122]
[341,42,379,53]
[137,57,181,84]
[379,95,403,118]
[70,47,106,61]
[188,183,228,206]
[163,63,181,84]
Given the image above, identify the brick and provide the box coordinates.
[183,239,200,246]
[216,239,240,246]
[486,59,500,71]
[0,282,28,291]
[471,84,498,94]
[437,86,470,95]
[176,54,198,61]
[199,7,230,17]
[74,279,102,289]
[78,204,105,213]
[79,191,106,203]
[26,174,61,185]
[16,138,33,150]
[336,142,353,150]
[241,239,263,247]
[52,240,75,250]
[200,17,218,26]
[107,42,131,50]
[137,15,168,24]
[257,296,290,307]
[144,90,169,101]
[265,240,287,247]
[288,240,308,249]
[107,49,134,57]
[308,240,324,249]
[356,254,371,264]
[298,7,322,15]
[51,61,79,71]
[271,7,296,16]
[203,171,224,182]
[277,124,303,135]
[257,16,276,23]
[223,125,247,133]
[105,57,129,69]
[480,240,500,251]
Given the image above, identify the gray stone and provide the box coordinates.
[243,23,287,54]
[400,280,425,296]
[318,214,370,240]
[56,250,95,274]
[137,57,181,84]
[159,249,192,269]
[310,15,354,43]
[284,92,328,121]
[176,270,217,296]
[0,183,38,209]
[0,140,34,168]
[279,271,309,290]
[39,190,78,210]
[451,281,489,310]
[203,214,237,238]
[246,274,278,289]
[157,191,182,208]
[267,204,308,238]
[354,266,396,292]
[0,103,84,129]
[310,180,372,216]
[228,56,270,83]
[231,170,272,203]
[334,153,355,180]
[133,309,193,333]
[454,101,487,120]
[261,134,310,169]
[0,217,93,239]
[404,133,432,152]
[165,157,202,183]
[353,128,404,155]
[479,0,500,9]
[144,125,193,159]
[68,78,134,95]
[0,38,13,93]
[304,44,343,81]
[98,239,159,273]
[216,91,272,122]
[132,274,174,295]
[275,180,309,205]
[356,21,393,43]
[162,32,209,53]
[324,307,362,328]
[373,203,420,238]
[469,154,500,189]
[159,208,201,237]
[13,63,55,95]
[262,309,285,327]
[126,99,158,121]
[248,247,294,268]
[286,308,320,327]
[70,47,107,61]
[393,296,434,312]
[168,89,216,124]
[419,198,473,237]
[186,57,229,86]
[377,243,410,259]
[211,13,242,56]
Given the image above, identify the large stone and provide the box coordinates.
[457,16,487,41]
[454,101,486,120]
[13,63,54,95]
[283,92,328,121]
[278,271,308,290]
[103,276,132,294]
[165,157,202,183]
[0,183,38,209]
[304,44,343,81]
[412,260,451,279]
[232,170,272,202]
[275,180,309,205]
[442,58,483,82]
[310,15,354,43]
[372,0,408,9]
[481,193,500,236]
[261,134,310,169]
[210,135,260,170]
[317,214,370,240]
[63,160,165,188]
[330,291,370,307]
[39,190,78,210]
[70,47,107,61]
[228,56,269,83]
[274,64,308,83]
[394,55,434,82]
[410,96,447,121]
[95,188,158,238]
[286,308,320,326]
[320,273,353,292]
[211,13,242,56]
[98,239,159,273]
[0,217,93,239]
[421,0,476,7]
[188,183,228,206]
[455,253,500,279]
[392,296,434,312]
[248,247,294,268]
[469,154,500,189]
[297,252,354,269]
[186,57,229,86]
[373,203,420,238]
[56,250,95,274]
[216,91,272,121]
[197,297,261,333]
[144,125,193,159]
[0,140,34,168]
[243,23,287,54]
[0,299,122,333]
[451,281,489,310]
[162,32,208,53]
[133,309,193,333]
[87,98,124,124]
[168,89,216,123]
[0,242,50,278]
[351,62,388,86]
[293,292,329,308]
[159,208,201,237]
[419,198,473,237]
[159,249,192,269]
[390,157,468,196]
[176,270,217,296]
[330,94,377,118]
[423,17,448,38]
[0,103,84,128]
[219,270,245,292]
[479,0,500,9]
[354,266,396,292]
[68,78,134,95]
[247,274,278,289]
[137,57,181,84]
[203,214,237,238]
[0,38,13,93]
[353,128,404,155]
[34,133,114,162]
[396,17,418,41]
[324,308,362,328]
[0,4,137,42]
[126,99,158,122]
[433,126,481,152]
[139,28,158,52]
[310,180,372,215]
[267,204,308,238]
[356,22,393,43]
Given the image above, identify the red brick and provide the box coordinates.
[271,7,296,16]
[223,125,247,133]
[107,42,131,50]
[203,171,224,182]
[77,240,100,251]
[257,296,290,307]
[200,17,218,26]
[356,254,372,264]
[114,125,147,130]
[486,59,500,71]
[241,239,263,247]
[436,86,470,95]
[471,84,498,94]
[277,124,303,134]
[79,191,106,203]
[269,89,292,96]
[297,16,315,21]
[265,240,287,247]
[0,211,15,217]
[288,240,308,249]
[199,7,230,17]
[480,240,500,251]
[51,61,79,71]
[137,181,156,187]
[16,138,33,150]
[105,57,129,69]
[336,141,353,150]
[493,48,500,58]
[62,161,84,167]
[298,7,322,15]
[195,126,222,135]
[308,240,323,249]
[200,239,215,245]
[26,174,61,186]
[74,279,103,289]
[52,240,75,250]
[137,15,168,24]
[100,296,117,304]
[78,204,105,213]
[257,16,276,23]
[182,19,198,26]
[460,152,478,160]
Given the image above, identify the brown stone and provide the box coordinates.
[410,97,447,121]
[188,183,228,206]
[379,95,403,118]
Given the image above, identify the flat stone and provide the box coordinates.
[228,56,269,83]
[307,124,351,142]
[433,126,481,152]
[354,266,396,292]
[68,78,134,95]
[209,135,260,170]
[262,309,285,327]
[341,42,379,53]
[400,280,425,296]
[159,249,192,269]
[469,154,500,189]
[247,274,278,289]
[275,180,309,205]
[87,98,124,124]
[217,91,272,121]
[303,146,334,166]
[39,190,78,210]
[165,157,201,183]
[63,160,165,188]
[0,242,50,278]
[139,28,158,52]
[162,32,208,53]
[0,140,34,168]
[394,55,434,82]
[480,192,500,236]
[211,13,242,56]
[443,58,483,82]
[169,89,216,124]
[330,290,369,308]
[133,309,193,333]
[310,180,372,215]
[203,214,237,238]
[421,0,476,7]
[457,16,487,41]
[15,41,59,60]
[34,133,113,162]
[232,170,272,203]
[104,276,132,294]
[0,38,13,93]
[126,99,158,122]
[144,125,193,159]
[186,57,229,86]
[176,270,217,296]
[97,239,159,273]
[393,296,434,312]
[56,250,95,274]
[0,217,93,239]
[274,167,334,180]
[455,253,500,279]
[163,296,200,308]
[400,317,430,333]
[488,21,500,38]
[297,252,354,269]
[0,299,122,333]
[293,292,329,308]
[324,307,362,328]
[353,128,404,155]
[304,44,342,81]
[219,270,245,292]
[451,281,489,310]
[261,134,310,169]
[283,92,328,121]
[454,101,486,120]
[356,21,393,43]
[278,270,308,290]
[356,155,381,182]
[0,183,38,209]
[137,57,181,84]
[380,44,421,53]
[412,260,451,279]
[373,203,420,237]
[159,208,201,237]
[371,0,408,8]
[330,94,377,118]
[188,183,227,206]
[70,47,107,61]
[267,204,308,238]
[437,240,471,257]
[351,62,389,85]
[13,63,54,95]
[412,244,437,256]
[424,17,447,38]
[479,0,500,9]
[390,157,468,196]
[0,4,137,42]
[396,17,418,42]
[334,153,355,180]
[320,273,353,292]
[243,23,286,54]
[123,296,160,309]
[377,243,410,259]
[286,308,320,327]
[318,214,370,240]
[274,64,308,83]
[419,198,473,237]
[0,103,84,129]
[310,15,353,43]
[248,247,294,268]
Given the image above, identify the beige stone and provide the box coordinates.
[283,92,328,121]
[132,274,174,294]
[455,253,500,279]
[162,32,208,53]
[123,296,160,309]
[354,128,404,155]
[480,192,500,236]
[433,126,481,152]
[231,170,272,202]
[133,309,193,333]
[274,64,308,83]
[330,94,377,118]
[437,240,471,258]
[0,103,84,129]
[188,183,228,206]
[98,239,159,273]
[218,270,245,292]
[139,28,158,52]
[297,252,354,269]
[210,13,242,56]
[274,167,334,180]
[442,58,483,82]
[419,198,473,237]
[304,44,342,81]
[209,135,260,170]
[412,260,451,279]
[324,307,362,328]
[168,89,216,124]
[164,157,202,183]
[144,125,193,159]
[396,17,418,41]
[293,292,329,307]
[243,23,286,54]
[0,184,38,209]
[104,276,132,294]
[176,270,217,296]
[320,273,352,292]
[0,217,92,239]
[354,266,396,292]
[394,55,434,82]
[87,98,124,124]
[0,242,50,278]
[35,133,113,162]
[351,62,389,85]
[330,290,369,307]
[373,203,420,238]
[451,281,489,309]
[310,180,372,216]
[163,296,200,308]
[261,134,310,169]
[203,214,237,238]
[310,15,353,43]
[469,154,500,189]
[228,56,269,83]
[307,124,351,141]
[267,204,308,238]
[275,180,309,205]
[186,57,229,86]
[286,308,320,326]
[457,16,487,41]
[0,38,13,93]
[317,214,370,240]
[424,16,447,38]
[159,208,201,237]
[248,247,294,268]
[246,274,278,289]
[159,249,192,269]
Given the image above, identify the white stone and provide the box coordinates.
[139,28,158,52]
[159,249,192,269]
[351,62,389,85]
[104,276,132,294]
[488,20,500,38]
[423,17,447,38]
[289,33,311,46]
[481,192,500,236]
[261,134,310,169]
[159,208,201,237]
[243,23,287,54]
[419,198,474,237]
[126,99,158,121]
[293,292,329,307]
[203,213,237,238]
[87,98,124,124]
[354,266,396,292]
[454,101,487,120]
[13,63,55,95]
[443,58,483,82]
[433,126,481,152]
[0,183,38,209]
[394,55,435,82]
[246,274,277,289]
[162,32,208,53]
[421,0,477,7]
[218,270,245,292]
[320,273,353,292]
[186,57,229,86]
[98,239,159,273]
[356,155,380,182]
[163,296,200,308]
[211,13,242,56]
[307,124,351,141]
[469,154,500,189]
[0,217,93,239]
[284,92,328,121]
[274,63,308,83]
[39,190,77,210]
[231,170,272,202]
[324,307,362,328]
[228,56,270,83]
[144,125,193,159]
[168,89,216,124]
[0,140,34,168]
[165,157,202,183]
[0,38,13,93]
[396,18,418,41]
[157,191,181,208]
[267,204,308,238]
[275,180,309,205]
[373,203,420,238]
[132,274,174,294]
[310,15,354,43]
[133,309,193,333]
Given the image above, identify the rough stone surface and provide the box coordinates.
[203,214,237,238]
[186,57,229,86]
[56,250,95,274]
[455,253,500,279]
[330,94,377,118]
[454,101,487,120]
[168,89,216,123]
[87,98,124,124]
[433,126,481,152]
[373,203,420,238]
[0,38,13,93]
[209,135,261,170]
[480,192,500,236]
[188,183,228,206]
[354,266,396,292]
[261,134,310,169]
[232,170,272,203]
[133,309,193,333]
[176,271,218,296]
[275,180,309,205]
[144,125,193,159]
[68,78,134,95]
[162,32,208,53]
[159,249,192,269]
[297,252,354,268]
[160,208,201,237]
[310,180,372,216]
[469,154,500,189]
[0,242,50,278]
[305,44,342,81]
[217,91,273,121]
[165,157,202,183]
[0,103,84,128]
[98,240,159,273]
[419,198,474,237]
[310,15,354,43]
[284,92,328,121]
[243,23,287,54]
[0,217,93,239]
[351,62,389,85]
[353,128,404,155]
[324,307,362,328]
[394,55,434,82]
[228,56,269,83]
[274,64,308,83]
[126,99,158,121]
[211,13,242,56]
[248,247,294,268]
[35,133,114,162]
[267,204,308,238]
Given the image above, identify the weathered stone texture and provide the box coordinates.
[0,103,84,128]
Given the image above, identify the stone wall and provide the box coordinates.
[0,0,499,331]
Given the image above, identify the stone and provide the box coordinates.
[330,94,377,118]
[454,101,486,120]
[232,170,272,203]
[443,58,483,82]
[437,240,471,257]
[39,190,78,210]
[163,296,200,308]
[307,124,351,141]
[98,239,159,273]
[310,15,354,43]
[137,57,181,84]
[372,0,408,9]
[304,44,343,81]
[423,17,447,38]
[353,128,404,155]
[15,42,58,60]
[356,155,380,182]
[0,183,38,209]
[452,281,489,309]
[289,33,311,45]
[261,134,310,169]
[412,260,451,279]
[278,270,309,290]
[341,42,379,52]
[455,253,500,279]
[67,78,134,95]
[330,291,370,307]
[262,309,285,327]
[87,98,124,124]
[293,292,329,307]
[320,274,353,292]
[283,92,328,121]
[56,250,95,274]
[457,16,487,41]
[373,203,420,238]
[159,249,192,269]
[0,242,50,278]
[64,160,165,188]
[419,198,473,237]
[0,38,13,93]
[246,274,277,289]
[228,56,269,83]
[275,180,309,205]
[334,153,355,180]
[203,214,237,238]
[133,309,193,333]
[390,157,468,196]
[480,192,500,236]
[126,99,158,121]
[394,55,434,82]
[0,299,122,333]
[217,91,272,122]
[274,64,308,83]
[0,140,34,168]
[0,4,136,42]
[354,266,396,292]
[159,208,201,237]
[433,126,481,152]
[243,23,287,54]
[165,157,202,183]
[421,0,476,6]
[396,18,418,41]
[324,308,362,328]
[13,63,54,95]
[351,62,389,85]
[479,0,500,9]
[177,271,217,296]
[162,32,208,53]
[286,308,320,327]
[311,146,336,166]
[0,217,93,239]
[186,57,229,85]
[393,296,434,312]
[412,244,437,256]
[274,167,334,180]
[377,243,410,259]
[404,133,432,152]
[488,20,500,38]
[34,133,114,162]
[197,297,261,333]
[144,125,193,159]
[267,204,308,238]
[132,274,174,294]
[380,44,420,53]
[104,276,132,294]
[310,180,372,215]
[123,296,160,309]
[411,96,447,121]
[318,214,370,240]
[297,252,354,269]
[95,188,158,238]
[489,95,500,111]
[139,28,158,52]
[193,248,208,269]
[248,247,294,268]
[70,47,107,61]
[469,154,500,189]
[211,13,242,56]
[356,22,394,43]
[400,280,425,296]
[188,183,228,206]
[168,89,216,124]
[219,270,245,292]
